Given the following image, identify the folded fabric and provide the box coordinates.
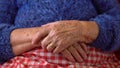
[1,46,120,68]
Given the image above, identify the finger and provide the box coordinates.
[47,41,56,52]
[81,43,88,53]
[73,43,87,59]
[53,43,70,54]
[41,34,52,49]
[32,27,49,44]
[68,46,83,62]
[61,49,75,62]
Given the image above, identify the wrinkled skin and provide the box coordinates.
[32,20,98,62]
[61,43,87,62]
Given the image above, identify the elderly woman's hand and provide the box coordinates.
[32,20,99,53]
[61,43,87,62]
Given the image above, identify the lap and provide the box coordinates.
[1,46,120,68]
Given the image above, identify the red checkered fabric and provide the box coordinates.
[1,46,120,68]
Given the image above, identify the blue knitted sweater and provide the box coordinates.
[0,0,120,64]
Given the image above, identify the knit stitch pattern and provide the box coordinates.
[0,0,120,64]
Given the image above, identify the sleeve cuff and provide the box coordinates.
[0,25,19,64]
[89,15,114,51]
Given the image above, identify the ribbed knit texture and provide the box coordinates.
[0,0,18,64]
[0,0,120,64]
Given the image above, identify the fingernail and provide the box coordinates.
[32,41,34,44]
[53,50,58,53]
[53,51,57,54]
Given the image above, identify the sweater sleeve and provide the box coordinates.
[0,0,19,64]
[90,0,120,51]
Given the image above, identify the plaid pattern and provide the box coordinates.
[1,46,120,68]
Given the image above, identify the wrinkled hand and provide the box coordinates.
[32,20,98,53]
[61,43,87,62]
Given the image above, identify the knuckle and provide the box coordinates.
[41,45,45,48]
[41,40,45,45]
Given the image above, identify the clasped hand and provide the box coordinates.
[32,20,98,62]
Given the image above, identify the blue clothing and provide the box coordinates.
[0,0,120,64]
